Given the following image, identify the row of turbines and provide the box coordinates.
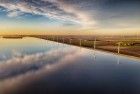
[45,36,124,65]
[45,36,123,54]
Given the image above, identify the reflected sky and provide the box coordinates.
[0,37,140,94]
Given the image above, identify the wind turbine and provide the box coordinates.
[79,39,82,47]
[69,38,72,44]
[117,42,122,54]
[94,37,96,50]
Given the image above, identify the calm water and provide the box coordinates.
[0,37,140,94]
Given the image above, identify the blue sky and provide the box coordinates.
[0,0,140,35]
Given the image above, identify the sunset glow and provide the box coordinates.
[0,0,139,35]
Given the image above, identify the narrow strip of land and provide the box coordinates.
[1,35,140,58]
[35,35,140,59]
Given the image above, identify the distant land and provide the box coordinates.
[1,35,140,58]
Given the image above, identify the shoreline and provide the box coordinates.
[2,36,140,60]
[40,38,140,60]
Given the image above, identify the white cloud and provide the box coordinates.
[0,0,96,27]
[7,10,23,17]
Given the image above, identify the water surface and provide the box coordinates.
[0,37,140,94]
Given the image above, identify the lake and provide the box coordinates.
[0,37,140,94]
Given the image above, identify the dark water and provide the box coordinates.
[0,37,140,94]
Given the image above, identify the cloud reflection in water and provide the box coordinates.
[0,47,86,94]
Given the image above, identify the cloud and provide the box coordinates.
[0,0,140,31]
[0,0,79,23]
[0,0,97,27]
[7,10,24,17]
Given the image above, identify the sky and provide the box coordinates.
[0,0,140,35]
